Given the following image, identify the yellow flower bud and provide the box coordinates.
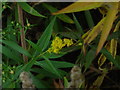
[10,70,14,74]
[27,23,30,27]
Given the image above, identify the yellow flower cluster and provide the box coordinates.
[47,37,73,54]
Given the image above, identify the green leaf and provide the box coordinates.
[1,40,31,57]
[115,55,120,66]
[17,2,46,18]
[64,77,69,88]
[85,48,96,70]
[35,60,74,68]
[100,48,120,69]
[44,52,67,59]
[31,68,67,79]
[36,16,56,53]
[3,80,14,88]
[2,45,22,63]
[73,13,84,35]
[84,10,94,28]
[42,3,74,24]
[30,73,46,88]
[26,39,41,52]
[107,30,120,40]
[40,56,61,78]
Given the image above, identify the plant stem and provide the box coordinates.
[18,5,28,64]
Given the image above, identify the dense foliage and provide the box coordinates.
[1,2,120,89]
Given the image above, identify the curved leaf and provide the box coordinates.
[96,3,119,55]
[52,2,103,15]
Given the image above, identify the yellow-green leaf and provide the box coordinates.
[110,21,120,59]
[83,17,106,45]
[96,3,119,55]
[92,68,108,88]
[52,2,103,15]
[98,42,109,69]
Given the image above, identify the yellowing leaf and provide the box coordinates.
[92,68,108,88]
[96,3,119,55]
[52,2,103,15]
[98,42,110,69]
[109,21,120,67]
[98,22,120,69]
[83,17,106,45]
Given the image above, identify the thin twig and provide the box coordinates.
[18,5,28,63]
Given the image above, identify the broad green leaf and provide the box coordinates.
[2,45,22,63]
[17,2,46,18]
[41,56,61,78]
[72,13,84,35]
[85,47,96,70]
[36,16,56,53]
[1,40,31,57]
[35,60,74,68]
[52,2,103,15]
[96,3,119,55]
[42,3,74,24]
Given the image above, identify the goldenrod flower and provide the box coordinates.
[47,36,73,54]
[63,38,73,47]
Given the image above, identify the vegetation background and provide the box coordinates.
[1,2,120,89]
